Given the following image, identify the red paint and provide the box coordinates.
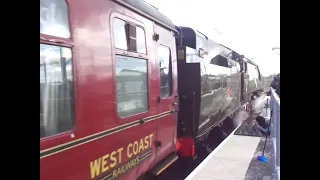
[176,140,182,152]
[191,144,195,157]
[40,0,177,180]
[176,138,196,157]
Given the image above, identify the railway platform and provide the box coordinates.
[185,88,280,180]
[185,133,275,180]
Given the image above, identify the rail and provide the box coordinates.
[270,87,280,180]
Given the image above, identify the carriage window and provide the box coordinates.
[256,67,261,80]
[229,60,238,74]
[113,19,128,50]
[40,44,74,138]
[158,46,172,98]
[235,63,241,73]
[40,0,70,38]
[247,63,258,80]
[137,27,147,54]
[116,55,148,118]
[113,18,147,54]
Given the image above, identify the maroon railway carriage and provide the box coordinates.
[40,0,263,179]
[41,0,179,179]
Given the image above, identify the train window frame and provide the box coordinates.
[112,17,147,55]
[157,45,173,99]
[40,0,72,40]
[111,14,151,123]
[114,55,149,119]
[228,59,238,74]
[40,0,76,152]
[256,67,262,80]
[235,62,241,73]
[244,62,248,73]
[247,63,259,80]
[40,43,75,139]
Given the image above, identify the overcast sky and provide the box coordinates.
[145,0,280,76]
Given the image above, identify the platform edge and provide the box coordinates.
[184,124,241,180]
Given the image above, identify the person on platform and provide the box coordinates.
[270,74,280,96]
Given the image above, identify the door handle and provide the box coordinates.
[173,96,179,112]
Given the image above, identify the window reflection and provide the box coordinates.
[247,63,258,80]
[40,0,70,38]
[137,27,146,54]
[158,46,172,98]
[116,55,148,118]
[40,44,74,138]
[113,18,147,54]
[236,63,241,72]
[113,18,128,50]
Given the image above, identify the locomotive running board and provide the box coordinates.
[151,154,178,176]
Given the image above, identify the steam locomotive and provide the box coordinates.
[40,0,263,179]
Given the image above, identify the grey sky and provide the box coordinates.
[145,0,280,76]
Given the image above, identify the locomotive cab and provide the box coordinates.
[242,58,264,101]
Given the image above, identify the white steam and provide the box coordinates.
[232,109,249,127]
[251,93,268,115]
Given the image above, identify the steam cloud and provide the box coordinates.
[232,93,270,127]
[251,93,268,115]
[232,109,249,127]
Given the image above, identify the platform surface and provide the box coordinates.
[188,135,261,180]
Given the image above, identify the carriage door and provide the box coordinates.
[154,24,177,162]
